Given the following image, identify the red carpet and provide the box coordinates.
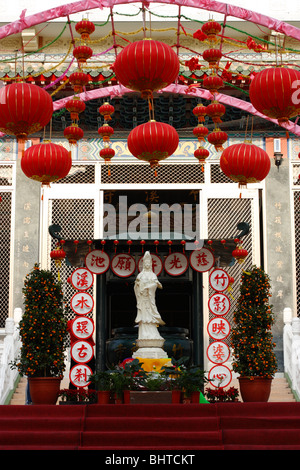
[0,402,300,450]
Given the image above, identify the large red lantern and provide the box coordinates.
[206,101,226,124]
[202,48,222,68]
[193,104,207,123]
[193,124,209,143]
[69,71,89,93]
[201,20,222,42]
[64,123,84,145]
[0,83,53,142]
[75,19,95,40]
[220,142,271,188]
[100,147,115,176]
[21,141,72,186]
[232,245,248,264]
[99,102,115,121]
[203,75,224,94]
[98,123,114,142]
[194,147,209,169]
[73,45,93,64]
[249,67,300,128]
[127,121,179,174]
[113,40,179,98]
[65,97,86,121]
[207,128,228,151]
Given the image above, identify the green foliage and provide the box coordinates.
[11,264,68,377]
[231,266,277,378]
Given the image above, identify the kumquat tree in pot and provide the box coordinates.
[230,266,277,402]
[11,264,68,404]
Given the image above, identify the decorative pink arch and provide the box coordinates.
[52,83,300,136]
[1,0,300,41]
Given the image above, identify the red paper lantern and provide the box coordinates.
[73,45,93,64]
[193,104,207,123]
[207,128,228,151]
[127,120,179,173]
[194,147,209,165]
[21,141,72,186]
[113,39,180,98]
[100,147,115,163]
[202,49,222,68]
[203,75,224,94]
[206,101,226,124]
[99,102,115,121]
[75,19,95,40]
[232,246,248,264]
[0,83,53,142]
[201,20,222,41]
[98,123,114,142]
[69,71,89,93]
[65,97,86,121]
[220,142,271,188]
[50,247,66,262]
[193,124,209,143]
[249,67,300,128]
[64,124,84,145]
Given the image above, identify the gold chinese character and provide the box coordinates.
[24,202,31,211]
[275,246,282,253]
[274,216,282,224]
[22,245,29,253]
[23,217,31,224]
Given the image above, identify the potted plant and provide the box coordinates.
[162,356,188,403]
[205,386,239,403]
[89,370,112,404]
[180,364,209,403]
[109,358,147,403]
[11,264,68,404]
[231,266,278,402]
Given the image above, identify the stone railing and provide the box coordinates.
[0,311,22,405]
[283,308,300,401]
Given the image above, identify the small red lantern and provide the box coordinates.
[203,75,224,94]
[194,147,209,168]
[113,39,179,98]
[202,49,222,68]
[69,71,89,93]
[201,20,222,42]
[73,45,93,64]
[232,245,248,264]
[220,142,271,188]
[206,101,226,124]
[99,147,115,176]
[98,123,114,142]
[21,141,72,186]
[65,97,86,121]
[50,246,66,263]
[127,120,179,175]
[0,83,53,142]
[75,19,95,41]
[249,67,300,129]
[99,102,115,121]
[193,124,209,143]
[64,123,84,145]
[207,128,228,151]
[193,104,207,123]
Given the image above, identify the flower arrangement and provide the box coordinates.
[231,266,277,378]
[58,388,97,403]
[205,386,239,403]
[11,264,68,377]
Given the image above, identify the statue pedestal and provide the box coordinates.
[133,346,168,359]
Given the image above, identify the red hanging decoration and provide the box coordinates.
[0,83,53,142]
[75,19,95,41]
[167,240,173,253]
[99,102,115,121]
[201,20,222,42]
[21,141,72,186]
[99,147,115,175]
[193,124,209,143]
[64,123,84,145]
[87,240,93,252]
[127,240,132,253]
[50,246,66,281]
[249,67,300,132]
[220,142,271,188]
[65,97,86,121]
[73,45,93,64]
[74,240,79,254]
[203,75,224,95]
[232,245,248,264]
[206,101,226,124]
[98,123,114,142]
[202,48,222,68]
[114,240,119,253]
[181,240,186,253]
[101,240,106,252]
[140,240,146,253]
[69,71,89,93]
[193,104,207,123]
[194,147,209,169]
[127,121,179,175]
[153,240,159,253]
[207,128,228,151]
[113,39,180,99]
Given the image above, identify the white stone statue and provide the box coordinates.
[132,251,168,359]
